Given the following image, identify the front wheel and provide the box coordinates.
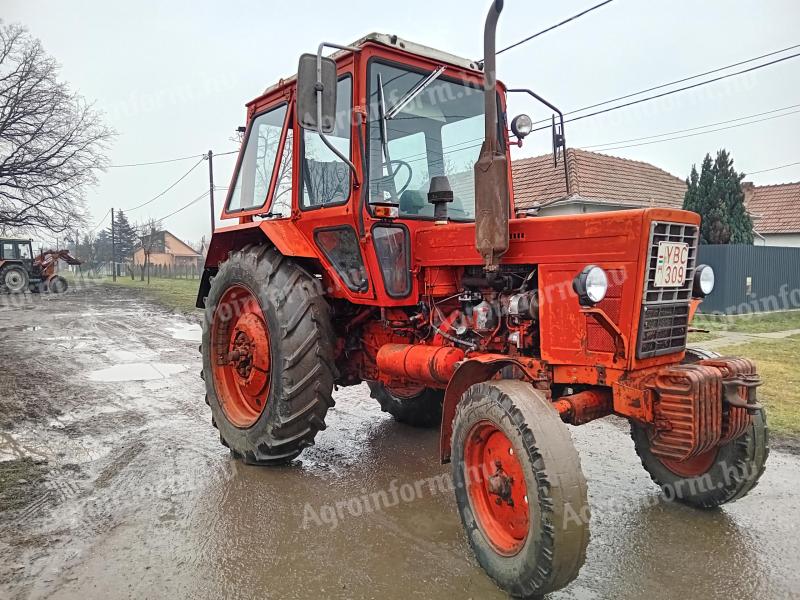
[451,380,589,598]
[631,408,769,508]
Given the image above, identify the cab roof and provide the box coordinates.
[259,33,483,98]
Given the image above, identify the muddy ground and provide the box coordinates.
[1,284,799,600]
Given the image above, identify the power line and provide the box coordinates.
[582,103,800,149]
[748,161,800,175]
[109,154,203,168]
[532,42,800,126]
[155,191,210,222]
[88,209,111,233]
[495,0,617,57]
[584,108,800,152]
[531,50,800,133]
[108,149,239,168]
[124,158,204,212]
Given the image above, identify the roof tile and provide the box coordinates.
[512,149,686,210]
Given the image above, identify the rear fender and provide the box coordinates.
[440,354,549,463]
[196,221,318,308]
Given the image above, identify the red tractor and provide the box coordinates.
[197,2,768,596]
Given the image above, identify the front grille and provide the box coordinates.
[637,221,699,358]
[637,303,690,357]
[643,222,699,304]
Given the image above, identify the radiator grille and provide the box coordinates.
[643,222,699,304]
[637,221,699,358]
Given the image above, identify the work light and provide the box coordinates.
[511,114,533,139]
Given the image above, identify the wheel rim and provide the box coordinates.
[659,448,718,477]
[6,271,24,291]
[211,284,271,428]
[464,420,530,556]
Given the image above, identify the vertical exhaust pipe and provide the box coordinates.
[474,0,509,275]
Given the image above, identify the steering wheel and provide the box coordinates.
[376,159,414,198]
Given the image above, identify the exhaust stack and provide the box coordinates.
[474,0,509,274]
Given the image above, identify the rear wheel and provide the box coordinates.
[2,266,28,294]
[451,380,589,598]
[367,381,443,428]
[202,244,336,465]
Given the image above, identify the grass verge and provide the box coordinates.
[695,310,800,334]
[717,334,800,440]
[104,276,201,314]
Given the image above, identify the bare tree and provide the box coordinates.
[0,23,113,234]
[136,218,162,284]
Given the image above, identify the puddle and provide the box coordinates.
[106,349,159,362]
[87,363,187,382]
[167,323,202,342]
[0,325,41,333]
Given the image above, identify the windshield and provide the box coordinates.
[368,62,489,220]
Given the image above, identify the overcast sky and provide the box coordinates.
[5,0,799,244]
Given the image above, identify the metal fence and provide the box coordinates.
[696,245,800,315]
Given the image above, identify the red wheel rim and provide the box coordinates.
[659,448,718,478]
[464,420,530,556]
[211,284,271,428]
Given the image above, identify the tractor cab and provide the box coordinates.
[205,29,526,308]
[0,238,35,293]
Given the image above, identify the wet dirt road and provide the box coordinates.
[1,284,799,600]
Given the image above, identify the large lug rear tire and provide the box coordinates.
[202,244,336,465]
[631,348,770,508]
[2,266,28,294]
[367,381,443,428]
[451,380,589,598]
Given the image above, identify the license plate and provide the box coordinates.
[654,242,689,287]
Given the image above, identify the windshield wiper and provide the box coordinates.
[384,65,446,120]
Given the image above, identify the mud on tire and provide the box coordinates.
[367,381,443,428]
[202,244,336,465]
[451,380,590,598]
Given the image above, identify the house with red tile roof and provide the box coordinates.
[512,148,687,216]
[743,182,800,247]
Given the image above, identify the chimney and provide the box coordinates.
[742,181,756,207]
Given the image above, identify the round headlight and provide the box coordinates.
[573,265,608,306]
[694,264,715,297]
[511,114,533,139]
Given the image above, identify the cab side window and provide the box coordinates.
[17,244,31,260]
[301,76,352,208]
[2,243,14,259]
[227,104,289,212]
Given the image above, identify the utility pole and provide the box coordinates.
[111,207,117,282]
[207,150,215,234]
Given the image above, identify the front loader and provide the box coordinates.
[197,2,768,596]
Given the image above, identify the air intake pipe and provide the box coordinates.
[474,0,509,275]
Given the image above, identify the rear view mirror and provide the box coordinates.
[297,53,337,134]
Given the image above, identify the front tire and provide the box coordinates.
[367,381,443,428]
[202,244,336,465]
[451,380,589,598]
[631,347,769,508]
[631,409,769,508]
